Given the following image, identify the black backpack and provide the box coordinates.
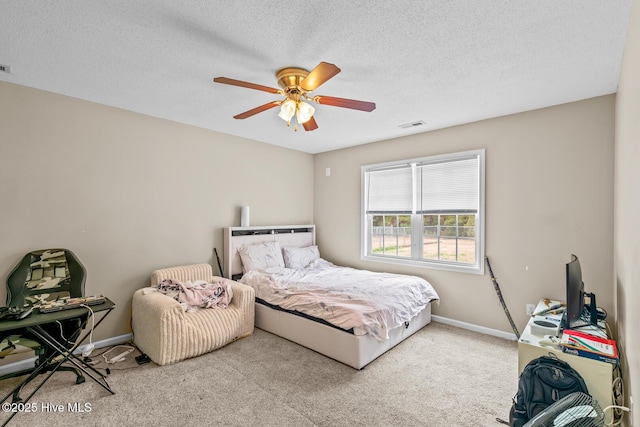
[509,355,589,427]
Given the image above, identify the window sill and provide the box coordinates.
[361,254,484,275]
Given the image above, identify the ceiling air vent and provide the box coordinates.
[398,120,426,129]
[0,64,11,74]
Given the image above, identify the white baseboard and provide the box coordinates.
[431,315,518,341]
[76,333,133,356]
[0,333,133,377]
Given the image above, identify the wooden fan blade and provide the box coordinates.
[233,101,281,119]
[213,77,280,94]
[299,62,341,92]
[313,95,376,112]
[302,116,318,131]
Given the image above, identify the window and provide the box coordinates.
[362,149,485,274]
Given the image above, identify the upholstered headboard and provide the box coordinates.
[223,225,316,280]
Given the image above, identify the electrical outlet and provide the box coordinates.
[526,304,536,316]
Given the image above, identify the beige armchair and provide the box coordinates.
[131,263,255,366]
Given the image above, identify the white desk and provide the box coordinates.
[517,299,614,408]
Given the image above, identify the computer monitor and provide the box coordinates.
[564,254,597,329]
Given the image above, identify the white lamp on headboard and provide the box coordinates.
[240,206,250,227]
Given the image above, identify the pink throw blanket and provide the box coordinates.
[156,278,233,311]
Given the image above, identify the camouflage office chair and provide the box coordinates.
[1,249,88,402]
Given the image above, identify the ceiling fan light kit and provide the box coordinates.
[278,99,296,122]
[213,62,375,132]
[296,102,315,123]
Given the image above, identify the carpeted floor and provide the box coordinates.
[0,322,518,426]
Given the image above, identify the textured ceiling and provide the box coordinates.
[0,1,632,154]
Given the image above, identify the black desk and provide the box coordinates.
[0,299,116,426]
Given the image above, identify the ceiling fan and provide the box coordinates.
[213,62,376,132]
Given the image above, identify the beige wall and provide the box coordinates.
[314,96,615,334]
[0,81,314,340]
[615,0,639,424]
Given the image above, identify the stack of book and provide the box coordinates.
[560,329,619,364]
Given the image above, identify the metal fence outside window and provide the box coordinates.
[371,219,476,263]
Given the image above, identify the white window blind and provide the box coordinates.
[365,156,479,214]
[418,157,479,213]
[366,165,413,213]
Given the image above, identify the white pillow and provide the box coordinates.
[282,246,320,270]
[237,241,285,272]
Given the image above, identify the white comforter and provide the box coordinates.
[240,259,439,341]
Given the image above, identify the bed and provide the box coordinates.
[223,224,439,369]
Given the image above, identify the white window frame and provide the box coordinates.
[361,149,485,274]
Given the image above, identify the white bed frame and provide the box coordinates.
[223,224,432,369]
